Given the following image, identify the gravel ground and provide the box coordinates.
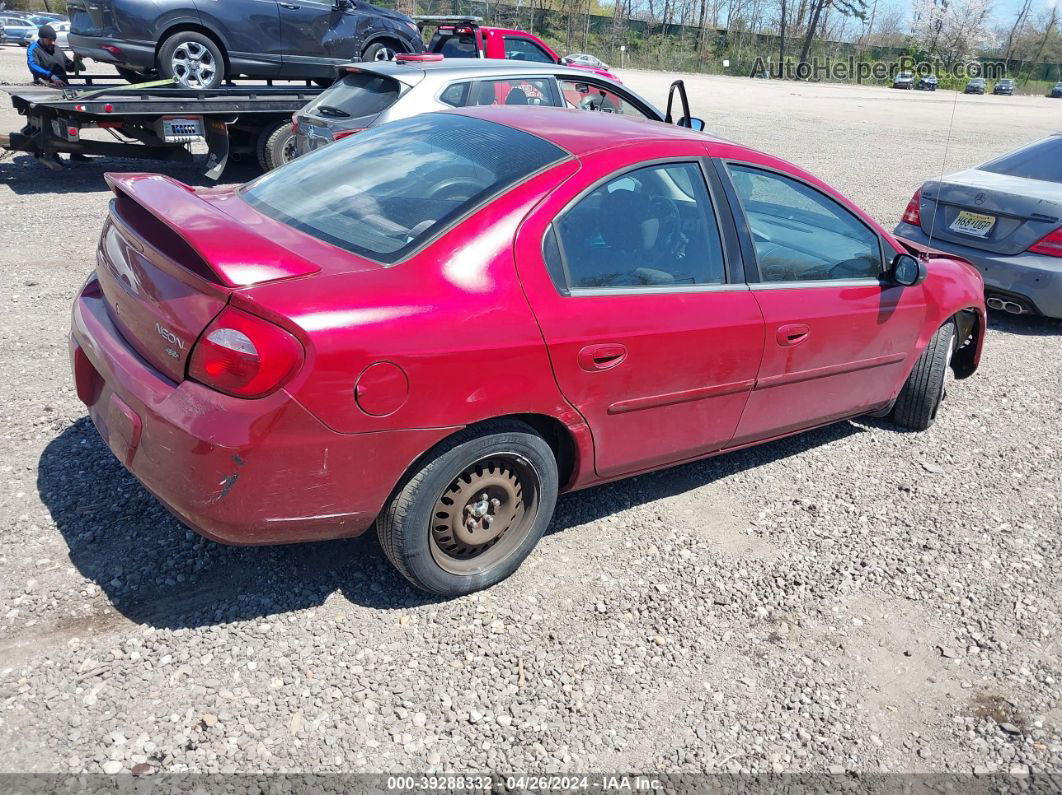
[0,46,1060,777]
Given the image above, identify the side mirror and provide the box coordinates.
[333,0,353,8]
[677,116,706,131]
[890,252,927,286]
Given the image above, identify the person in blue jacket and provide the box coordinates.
[27,26,74,87]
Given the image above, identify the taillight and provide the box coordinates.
[332,128,364,141]
[1028,226,1062,258]
[902,188,922,226]
[188,307,303,398]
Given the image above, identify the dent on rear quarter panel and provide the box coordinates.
[240,162,585,438]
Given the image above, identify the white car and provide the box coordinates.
[26,20,70,48]
[562,53,609,70]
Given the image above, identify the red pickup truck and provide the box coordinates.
[421,17,619,81]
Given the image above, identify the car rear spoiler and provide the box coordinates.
[894,234,974,267]
[104,173,321,288]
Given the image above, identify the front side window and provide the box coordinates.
[559,79,652,118]
[440,77,558,108]
[549,162,726,290]
[726,164,882,282]
[503,36,555,63]
[242,114,566,264]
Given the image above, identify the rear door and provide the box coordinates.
[720,161,925,444]
[515,149,765,478]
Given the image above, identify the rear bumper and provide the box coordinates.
[895,221,1062,318]
[68,33,155,71]
[70,275,453,545]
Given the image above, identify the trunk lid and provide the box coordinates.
[96,173,328,382]
[918,168,1062,256]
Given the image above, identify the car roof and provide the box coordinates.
[346,59,662,116]
[349,58,602,80]
[447,105,732,156]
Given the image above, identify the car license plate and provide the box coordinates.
[950,210,996,238]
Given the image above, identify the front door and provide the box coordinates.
[515,153,765,478]
[720,162,927,444]
[279,0,355,69]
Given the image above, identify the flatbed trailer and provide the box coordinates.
[0,76,325,178]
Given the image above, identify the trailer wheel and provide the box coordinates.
[257,120,297,171]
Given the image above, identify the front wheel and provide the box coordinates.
[361,41,400,62]
[377,421,559,596]
[891,321,956,431]
[158,31,225,89]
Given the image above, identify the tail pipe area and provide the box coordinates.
[986,294,1033,315]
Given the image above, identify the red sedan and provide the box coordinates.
[70,107,986,595]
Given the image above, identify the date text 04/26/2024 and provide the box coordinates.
[385,775,663,791]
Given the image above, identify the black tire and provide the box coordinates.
[116,67,155,84]
[361,41,401,62]
[256,119,297,171]
[158,31,225,89]
[377,421,559,596]
[891,321,956,431]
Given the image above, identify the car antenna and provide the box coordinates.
[924,84,963,258]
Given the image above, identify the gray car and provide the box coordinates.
[293,59,689,159]
[894,134,1062,318]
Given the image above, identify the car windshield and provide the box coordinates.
[898,72,912,78]
[301,71,401,121]
[999,80,1014,86]
[241,114,567,263]
[970,78,985,85]
[980,136,1062,183]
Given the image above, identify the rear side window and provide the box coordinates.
[302,72,400,121]
[980,136,1062,183]
[241,114,567,264]
[551,162,726,290]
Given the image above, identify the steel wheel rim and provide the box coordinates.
[171,40,216,88]
[429,454,540,576]
[373,46,397,61]
[281,135,297,164]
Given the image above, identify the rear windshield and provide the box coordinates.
[241,114,567,263]
[980,136,1062,183]
[302,71,400,120]
[432,33,480,58]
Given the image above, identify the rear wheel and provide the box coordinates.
[891,321,956,431]
[257,119,297,171]
[158,31,225,89]
[377,421,558,596]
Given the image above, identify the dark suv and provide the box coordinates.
[67,0,424,88]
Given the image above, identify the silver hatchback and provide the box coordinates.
[293,58,670,158]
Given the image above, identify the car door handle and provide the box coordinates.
[776,323,810,347]
[279,2,299,8]
[578,343,627,372]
